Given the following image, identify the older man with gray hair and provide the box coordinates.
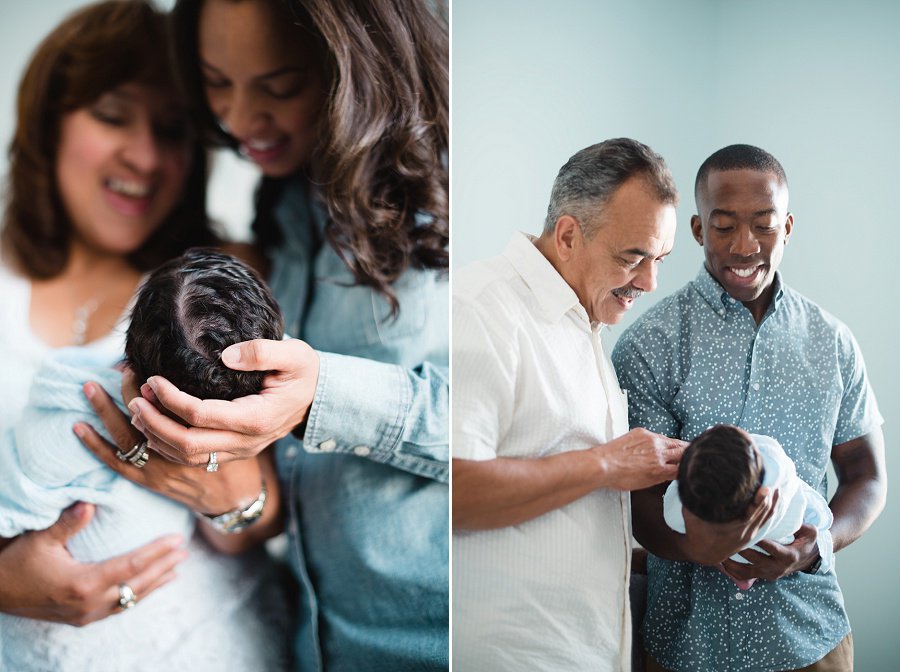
[451,138,686,671]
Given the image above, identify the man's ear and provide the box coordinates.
[555,215,580,262]
[783,212,794,244]
[690,215,704,246]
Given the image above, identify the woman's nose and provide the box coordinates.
[215,88,266,141]
[122,122,161,173]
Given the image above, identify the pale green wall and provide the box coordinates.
[452,0,900,668]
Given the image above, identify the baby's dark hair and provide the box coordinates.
[678,424,765,523]
[125,249,284,400]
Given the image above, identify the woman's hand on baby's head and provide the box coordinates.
[127,338,319,467]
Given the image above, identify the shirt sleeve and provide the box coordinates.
[450,294,518,462]
[611,324,682,439]
[301,353,448,483]
[833,325,883,445]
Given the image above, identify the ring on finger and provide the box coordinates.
[206,451,218,473]
[116,440,144,463]
[118,583,137,610]
[127,440,150,469]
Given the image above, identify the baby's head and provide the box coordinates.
[125,249,284,400]
[678,424,765,523]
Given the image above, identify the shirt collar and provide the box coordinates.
[503,231,585,325]
[692,264,785,317]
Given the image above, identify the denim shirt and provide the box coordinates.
[612,266,882,672]
[267,176,449,671]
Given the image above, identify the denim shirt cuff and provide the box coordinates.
[302,352,449,483]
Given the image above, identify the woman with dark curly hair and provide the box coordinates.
[80,0,450,669]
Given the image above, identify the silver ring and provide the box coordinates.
[206,451,218,473]
[116,440,144,463]
[118,583,137,610]
[127,441,150,469]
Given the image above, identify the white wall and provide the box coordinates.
[452,0,900,668]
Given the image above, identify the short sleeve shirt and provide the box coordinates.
[612,266,883,672]
[452,232,632,672]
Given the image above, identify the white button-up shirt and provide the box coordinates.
[452,232,632,672]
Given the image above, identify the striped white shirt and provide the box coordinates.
[452,232,632,672]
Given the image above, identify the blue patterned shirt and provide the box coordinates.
[612,266,882,672]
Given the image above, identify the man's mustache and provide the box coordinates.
[612,286,643,300]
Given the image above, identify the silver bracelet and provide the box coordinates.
[196,482,267,535]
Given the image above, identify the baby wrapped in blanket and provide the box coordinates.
[0,250,293,671]
[663,424,834,590]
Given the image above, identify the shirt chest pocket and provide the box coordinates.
[609,389,629,438]
[303,248,428,356]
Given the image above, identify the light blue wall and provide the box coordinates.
[452,0,900,668]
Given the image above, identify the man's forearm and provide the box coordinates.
[829,475,887,553]
[631,485,693,562]
[829,430,887,553]
[452,451,606,530]
[453,428,684,531]
[633,483,779,566]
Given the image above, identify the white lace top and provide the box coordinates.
[0,262,127,433]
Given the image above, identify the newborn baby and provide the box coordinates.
[0,249,291,671]
[664,424,834,590]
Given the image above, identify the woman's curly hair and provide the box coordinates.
[173,0,448,315]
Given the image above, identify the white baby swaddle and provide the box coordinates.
[663,433,834,571]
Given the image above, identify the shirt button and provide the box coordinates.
[735,592,744,600]
[353,445,371,457]
[718,309,725,316]
[753,383,760,391]
[319,439,337,452]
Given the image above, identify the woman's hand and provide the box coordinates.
[126,339,319,467]
[0,503,185,626]
[77,379,263,515]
